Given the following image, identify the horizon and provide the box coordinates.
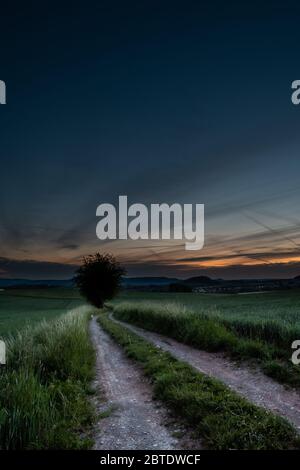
[1,272,300,282]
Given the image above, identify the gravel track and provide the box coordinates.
[89,317,183,450]
[109,313,300,431]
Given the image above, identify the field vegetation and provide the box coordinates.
[98,311,300,449]
[0,288,84,337]
[111,290,300,387]
[2,286,300,449]
[0,305,95,449]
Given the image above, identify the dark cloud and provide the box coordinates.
[1,251,300,281]
[60,244,80,250]
[177,249,300,264]
[125,259,300,280]
[0,257,78,280]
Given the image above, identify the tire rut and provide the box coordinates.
[89,317,183,450]
[109,313,300,431]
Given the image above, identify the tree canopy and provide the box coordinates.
[74,253,125,308]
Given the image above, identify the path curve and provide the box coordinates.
[110,313,300,431]
[89,317,182,450]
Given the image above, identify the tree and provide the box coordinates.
[74,253,126,308]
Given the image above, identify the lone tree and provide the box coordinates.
[74,253,126,308]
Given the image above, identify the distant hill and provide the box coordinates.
[123,275,214,288]
[0,277,179,289]
[0,275,215,289]
[1,274,299,293]
[0,279,74,288]
[185,276,213,285]
[123,277,180,287]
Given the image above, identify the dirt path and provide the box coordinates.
[109,313,300,431]
[89,317,184,450]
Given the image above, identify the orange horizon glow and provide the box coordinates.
[178,255,300,269]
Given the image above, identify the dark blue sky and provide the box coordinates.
[1,1,300,279]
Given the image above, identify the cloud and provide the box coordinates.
[0,257,78,280]
[124,258,300,279]
[60,244,80,250]
[177,249,300,264]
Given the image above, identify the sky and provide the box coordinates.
[1,1,300,279]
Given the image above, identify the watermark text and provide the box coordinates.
[0,80,6,104]
[96,196,204,250]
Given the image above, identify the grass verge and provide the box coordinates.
[0,306,95,449]
[98,311,300,450]
[112,301,300,388]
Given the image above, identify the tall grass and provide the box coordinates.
[0,306,95,449]
[112,301,300,387]
[113,300,300,350]
[220,317,300,350]
[113,301,268,355]
[99,312,300,450]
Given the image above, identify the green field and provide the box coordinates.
[112,289,300,388]
[2,287,300,341]
[0,287,96,449]
[114,289,300,347]
[0,288,85,337]
[0,305,95,449]
[1,286,300,448]
[2,288,300,339]
[115,290,300,328]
